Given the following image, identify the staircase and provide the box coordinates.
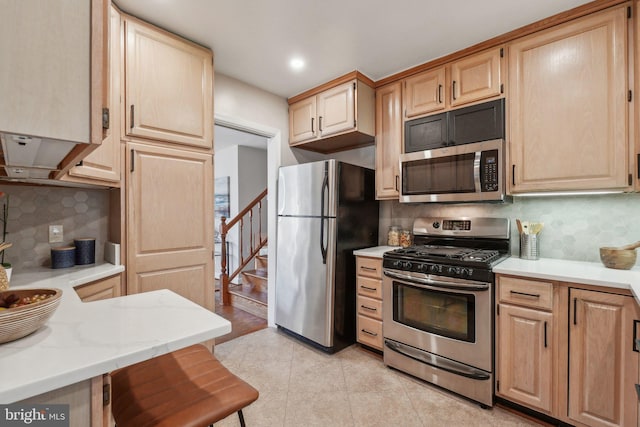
[219,188,268,318]
[228,247,268,319]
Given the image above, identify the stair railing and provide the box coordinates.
[219,188,268,305]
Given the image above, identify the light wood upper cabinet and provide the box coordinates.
[403,67,446,118]
[450,48,502,107]
[126,142,214,310]
[568,288,639,427]
[288,75,375,153]
[0,0,108,179]
[509,6,629,193]
[63,5,122,187]
[124,17,213,148]
[289,97,317,144]
[375,82,402,200]
[316,82,356,138]
[402,47,503,120]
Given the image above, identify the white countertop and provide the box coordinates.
[0,263,231,403]
[494,257,640,303]
[353,245,398,258]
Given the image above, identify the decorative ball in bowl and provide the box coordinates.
[599,247,637,270]
[0,288,62,344]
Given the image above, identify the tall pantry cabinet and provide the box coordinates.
[117,11,214,310]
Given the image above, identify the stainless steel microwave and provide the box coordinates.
[399,138,508,203]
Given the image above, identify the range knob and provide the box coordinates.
[432,222,440,229]
[393,260,402,268]
[403,261,413,269]
[430,265,439,273]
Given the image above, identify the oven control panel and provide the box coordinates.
[383,257,493,282]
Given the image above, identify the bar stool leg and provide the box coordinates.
[238,410,246,427]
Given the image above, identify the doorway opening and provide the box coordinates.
[213,123,272,343]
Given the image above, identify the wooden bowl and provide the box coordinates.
[0,288,62,344]
[599,247,637,270]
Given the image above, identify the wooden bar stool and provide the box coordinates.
[111,344,259,427]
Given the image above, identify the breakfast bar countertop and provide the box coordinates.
[0,263,231,403]
[494,257,640,305]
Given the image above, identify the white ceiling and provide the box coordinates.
[113,0,593,99]
[215,125,268,151]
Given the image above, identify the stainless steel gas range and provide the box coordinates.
[382,217,510,407]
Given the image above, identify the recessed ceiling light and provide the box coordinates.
[289,58,305,71]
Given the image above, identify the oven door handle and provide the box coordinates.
[383,270,490,291]
[385,339,490,380]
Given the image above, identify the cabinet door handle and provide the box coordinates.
[510,290,540,299]
[544,321,548,348]
[311,117,314,133]
[361,305,377,312]
[361,329,378,337]
[512,164,516,186]
[319,116,323,132]
[573,298,577,325]
[438,84,442,104]
[130,105,135,129]
[360,266,377,271]
[452,81,457,100]
[633,320,640,352]
[360,285,377,291]
[395,175,399,192]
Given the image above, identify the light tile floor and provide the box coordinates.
[213,327,542,427]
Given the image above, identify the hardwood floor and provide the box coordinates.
[214,286,267,345]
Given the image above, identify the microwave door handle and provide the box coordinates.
[473,151,482,193]
[383,270,490,291]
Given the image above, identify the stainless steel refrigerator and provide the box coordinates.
[275,160,378,353]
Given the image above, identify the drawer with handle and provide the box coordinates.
[498,276,553,310]
[357,276,382,299]
[357,256,382,279]
[357,315,383,350]
[357,295,382,320]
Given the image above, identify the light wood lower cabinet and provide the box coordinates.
[355,256,383,350]
[125,142,214,311]
[18,375,111,427]
[497,303,553,413]
[497,276,554,413]
[568,288,640,427]
[74,274,122,302]
[496,274,640,427]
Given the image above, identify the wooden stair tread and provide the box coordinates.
[229,284,267,305]
[242,269,267,279]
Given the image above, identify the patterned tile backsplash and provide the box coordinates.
[380,193,640,263]
[0,185,109,271]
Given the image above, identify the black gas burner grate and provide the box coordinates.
[388,245,501,266]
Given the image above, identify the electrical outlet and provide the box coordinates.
[49,225,63,243]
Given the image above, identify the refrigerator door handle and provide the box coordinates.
[320,162,329,264]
